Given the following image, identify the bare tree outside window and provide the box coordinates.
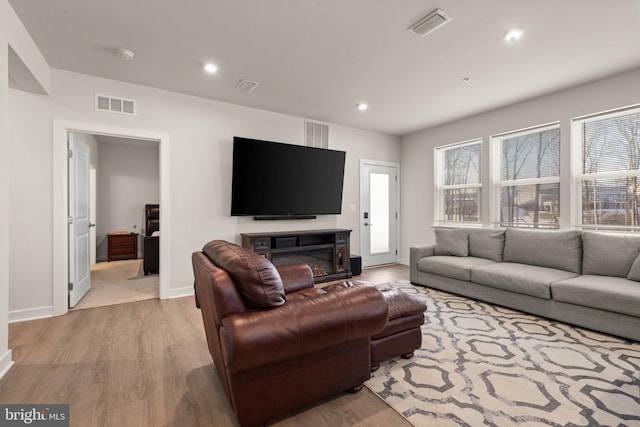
[436,141,481,224]
[496,125,560,228]
[579,109,640,229]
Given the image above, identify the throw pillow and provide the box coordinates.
[434,229,468,257]
[203,240,286,309]
[582,231,640,278]
[627,254,640,282]
[468,228,506,262]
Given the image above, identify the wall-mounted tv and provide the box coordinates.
[231,137,346,219]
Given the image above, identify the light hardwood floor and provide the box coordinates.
[0,264,412,427]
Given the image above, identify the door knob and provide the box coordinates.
[89,223,96,228]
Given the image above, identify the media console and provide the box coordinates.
[241,229,352,283]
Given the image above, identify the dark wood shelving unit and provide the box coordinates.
[241,229,352,283]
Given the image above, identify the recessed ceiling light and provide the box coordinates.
[504,29,524,42]
[204,63,218,74]
[357,103,368,111]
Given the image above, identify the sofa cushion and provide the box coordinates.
[434,228,468,257]
[418,256,496,281]
[468,228,506,262]
[552,275,640,317]
[503,229,582,274]
[471,262,579,300]
[627,254,640,282]
[203,240,285,309]
[582,231,640,278]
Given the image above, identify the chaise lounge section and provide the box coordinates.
[411,228,640,342]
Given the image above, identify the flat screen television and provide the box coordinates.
[231,137,346,218]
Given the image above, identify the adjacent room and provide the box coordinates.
[68,133,160,310]
[0,1,639,426]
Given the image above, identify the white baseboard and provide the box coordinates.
[0,349,14,380]
[166,286,194,300]
[9,305,54,323]
[399,258,409,266]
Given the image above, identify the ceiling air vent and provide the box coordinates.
[235,79,259,93]
[305,121,329,149]
[95,94,136,115]
[408,8,452,37]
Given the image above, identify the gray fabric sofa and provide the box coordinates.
[410,228,640,342]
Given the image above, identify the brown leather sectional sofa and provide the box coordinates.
[192,240,389,427]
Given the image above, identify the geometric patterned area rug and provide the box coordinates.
[364,280,640,427]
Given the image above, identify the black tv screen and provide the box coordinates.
[231,137,346,217]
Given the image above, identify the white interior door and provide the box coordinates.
[360,160,399,267]
[68,133,91,307]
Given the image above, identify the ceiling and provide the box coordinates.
[9,0,640,136]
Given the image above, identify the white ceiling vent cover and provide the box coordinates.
[408,9,452,37]
[235,79,259,93]
[305,121,329,149]
[95,94,136,115]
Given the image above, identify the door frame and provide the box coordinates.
[52,120,170,316]
[359,159,400,267]
[89,166,96,265]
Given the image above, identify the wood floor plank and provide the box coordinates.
[0,265,412,427]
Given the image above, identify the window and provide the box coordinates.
[574,105,640,230]
[492,123,560,228]
[435,140,482,225]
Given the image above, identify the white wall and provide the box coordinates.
[7,67,400,320]
[0,19,10,380]
[96,142,160,260]
[400,66,640,263]
[1,0,51,379]
[328,125,400,255]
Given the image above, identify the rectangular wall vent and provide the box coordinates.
[305,121,329,149]
[95,94,136,115]
[408,9,452,37]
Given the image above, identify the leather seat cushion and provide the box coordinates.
[377,288,427,320]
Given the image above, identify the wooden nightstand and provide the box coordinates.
[107,233,138,261]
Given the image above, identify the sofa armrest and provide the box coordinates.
[276,263,315,294]
[220,285,388,372]
[410,245,435,282]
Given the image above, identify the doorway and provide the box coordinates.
[68,132,161,310]
[52,120,170,316]
[359,160,400,267]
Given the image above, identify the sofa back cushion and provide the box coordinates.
[434,229,468,256]
[468,228,506,262]
[582,231,640,278]
[627,255,640,281]
[503,229,582,274]
[203,240,285,309]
